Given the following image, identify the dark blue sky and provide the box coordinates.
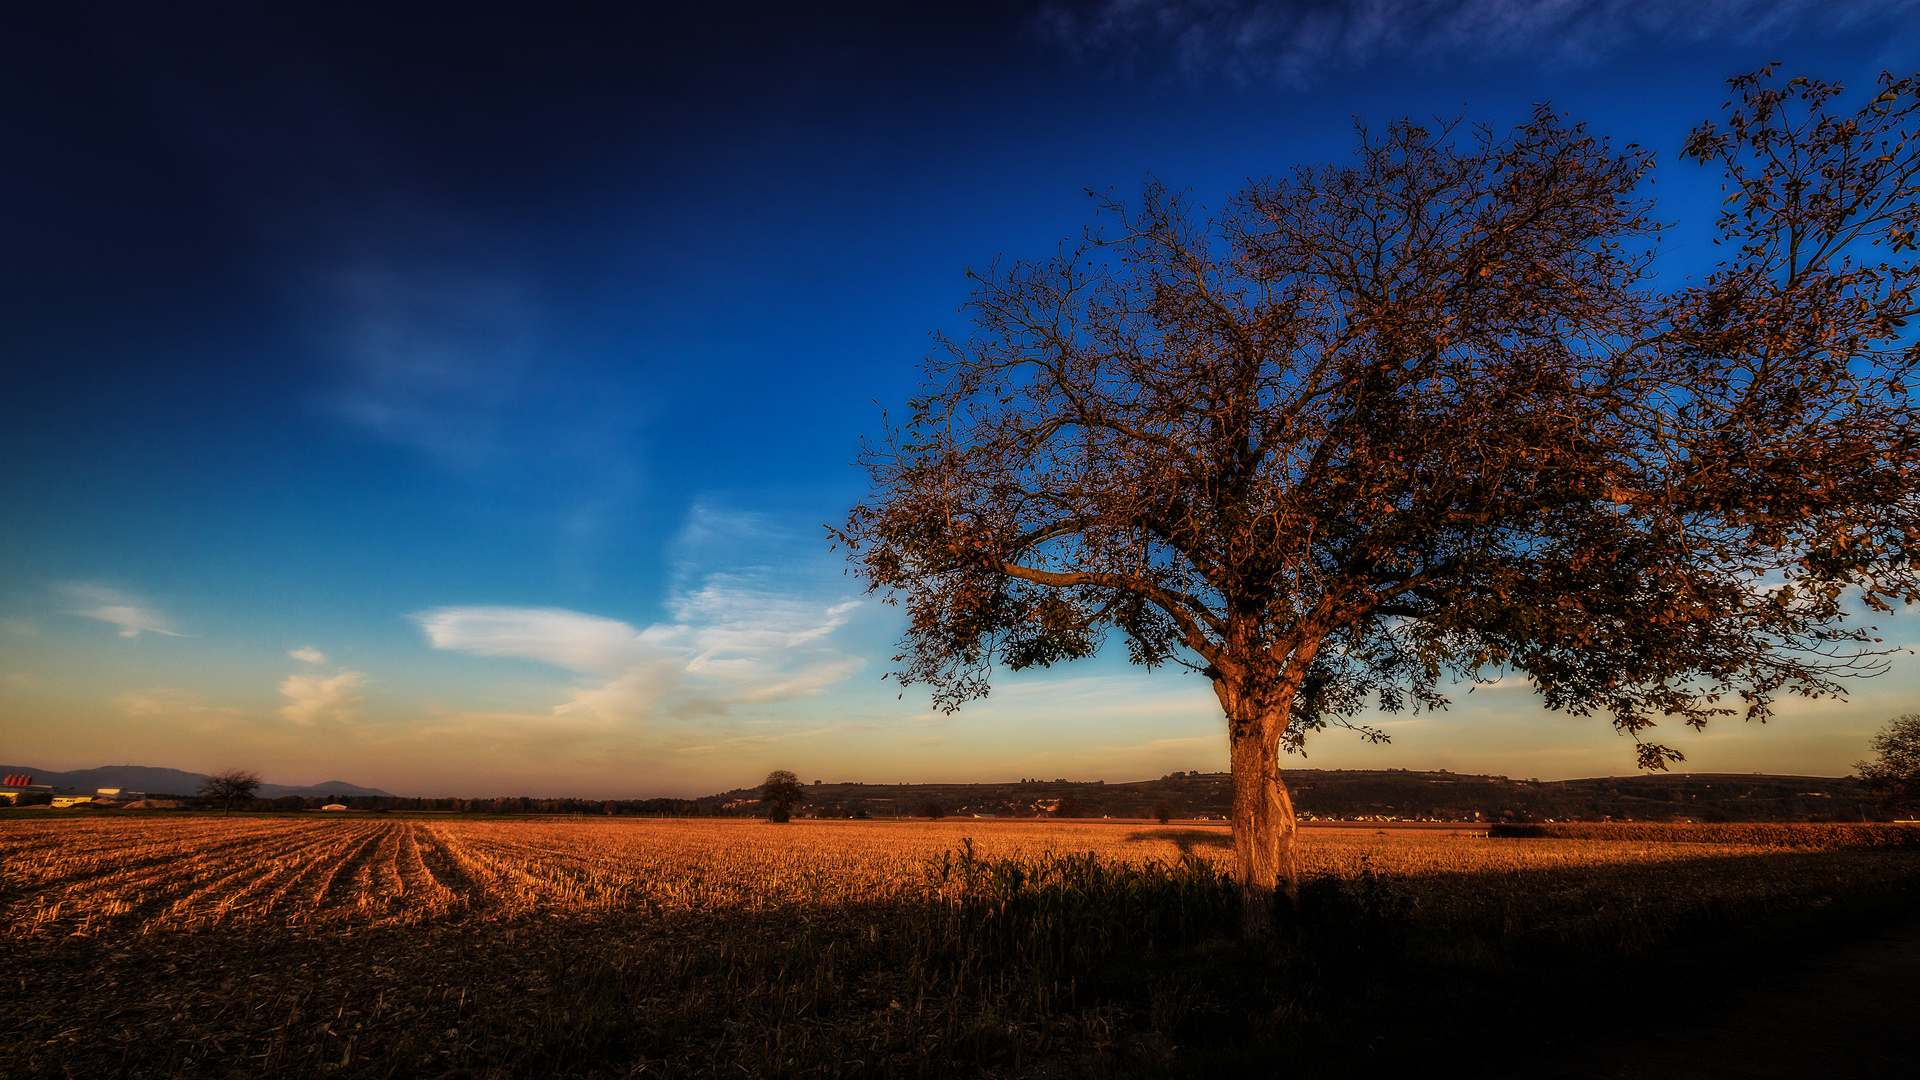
[4,1,1916,795]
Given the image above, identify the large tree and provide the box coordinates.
[838,68,1920,934]
[198,768,262,815]
[760,769,806,823]
[1855,713,1920,811]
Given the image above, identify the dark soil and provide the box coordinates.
[1524,909,1920,1079]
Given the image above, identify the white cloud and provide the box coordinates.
[1036,0,1919,85]
[552,662,689,721]
[414,589,863,724]
[58,583,182,638]
[278,671,369,725]
[288,646,327,664]
[414,505,865,727]
[415,606,661,675]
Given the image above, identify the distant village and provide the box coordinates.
[1,776,359,811]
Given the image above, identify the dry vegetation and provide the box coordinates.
[3,815,1918,1078]
[16,817,1917,940]
[6,818,1229,938]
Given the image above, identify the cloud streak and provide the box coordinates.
[58,584,182,638]
[414,587,863,724]
[323,263,538,468]
[118,691,257,727]
[1035,0,1919,85]
[412,502,868,726]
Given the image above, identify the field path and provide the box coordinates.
[1528,913,1920,1078]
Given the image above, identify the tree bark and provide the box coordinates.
[1229,708,1298,941]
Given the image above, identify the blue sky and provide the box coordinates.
[3,1,1917,797]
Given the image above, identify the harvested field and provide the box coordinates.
[3,815,1919,1078]
[7,816,1915,941]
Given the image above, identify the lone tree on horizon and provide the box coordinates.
[760,769,806,823]
[1856,713,1920,812]
[839,67,1920,937]
[199,768,261,815]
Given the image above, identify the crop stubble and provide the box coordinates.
[5,816,1920,1079]
[7,816,1915,943]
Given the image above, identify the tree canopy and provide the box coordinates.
[199,768,262,814]
[1856,713,1920,809]
[761,769,806,823]
[838,67,1920,926]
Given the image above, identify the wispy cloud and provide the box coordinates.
[118,691,257,727]
[1035,0,1919,85]
[415,606,663,675]
[676,724,852,756]
[322,262,540,468]
[288,646,327,664]
[58,583,182,638]
[414,505,864,725]
[278,670,369,724]
[414,593,861,722]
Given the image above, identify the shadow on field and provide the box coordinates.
[1125,828,1234,850]
[6,843,1920,1080]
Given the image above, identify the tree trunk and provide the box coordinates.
[1229,711,1298,941]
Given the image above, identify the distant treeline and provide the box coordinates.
[83,768,1889,823]
[692,769,1891,824]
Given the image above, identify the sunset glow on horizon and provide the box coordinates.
[4,2,1918,798]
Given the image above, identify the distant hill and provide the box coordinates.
[258,780,396,798]
[0,765,393,799]
[696,769,1879,823]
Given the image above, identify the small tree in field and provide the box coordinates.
[1152,800,1176,825]
[1856,714,1920,811]
[917,800,948,819]
[199,769,261,815]
[1054,795,1085,819]
[840,68,1920,937]
[761,769,805,823]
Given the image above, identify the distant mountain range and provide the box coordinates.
[0,765,393,799]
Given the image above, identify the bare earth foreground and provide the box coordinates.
[3,816,1918,1078]
[1516,911,1920,1080]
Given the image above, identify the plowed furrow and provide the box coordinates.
[393,824,460,915]
[253,832,372,921]
[350,824,408,914]
[211,825,391,924]
[5,821,324,889]
[310,824,388,912]
[412,825,486,909]
[8,823,362,937]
